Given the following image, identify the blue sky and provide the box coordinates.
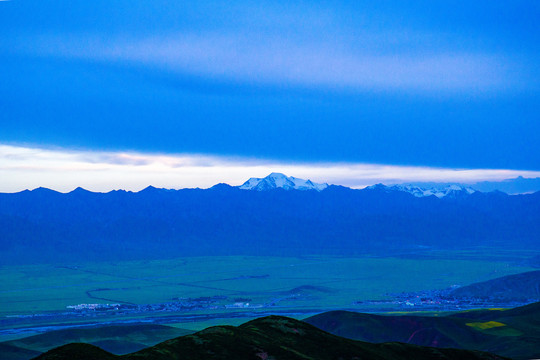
[0,1,539,190]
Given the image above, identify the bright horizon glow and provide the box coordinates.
[1,144,539,193]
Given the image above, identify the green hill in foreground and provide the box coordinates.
[33,316,506,360]
[305,302,540,360]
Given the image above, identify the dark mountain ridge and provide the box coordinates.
[1,184,539,264]
[33,315,507,360]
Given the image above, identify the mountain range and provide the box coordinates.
[444,176,540,195]
[366,183,476,198]
[238,173,479,197]
[1,173,539,264]
[234,173,540,195]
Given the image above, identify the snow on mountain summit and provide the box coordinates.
[238,173,328,191]
[367,183,477,198]
[238,174,475,196]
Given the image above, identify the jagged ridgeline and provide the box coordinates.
[1,173,539,263]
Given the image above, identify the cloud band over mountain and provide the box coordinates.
[1,144,539,193]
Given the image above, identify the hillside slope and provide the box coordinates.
[33,316,507,360]
[451,270,540,301]
[305,302,540,360]
[0,343,41,360]
[4,324,193,355]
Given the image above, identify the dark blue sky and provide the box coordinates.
[1,0,539,170]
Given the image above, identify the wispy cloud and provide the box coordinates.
[1,144,539,193]
[5,30,528,94]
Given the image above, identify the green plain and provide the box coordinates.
[1,249,535,318]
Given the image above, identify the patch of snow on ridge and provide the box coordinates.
[239,173,328,191]
[368,183,477,198]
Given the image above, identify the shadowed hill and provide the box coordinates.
[32,316,508,360]
[305,302,540,360]
[34,343,115,360]
[4,324,193,356]
[450,270,540,301]
[0,343,41,360]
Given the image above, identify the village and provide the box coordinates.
[357,287,535,311]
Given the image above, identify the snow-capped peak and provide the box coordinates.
[238,173,328,191]
[367,183,476,198]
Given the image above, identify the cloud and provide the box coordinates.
[5,30,527,94]
[1,144,539,193]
